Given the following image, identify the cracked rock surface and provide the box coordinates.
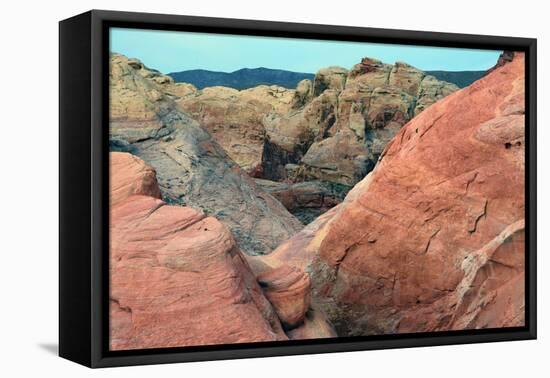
[266,52,526,336]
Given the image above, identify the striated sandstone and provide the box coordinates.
[271,52,526,335]
[110,194,288,350]
[110,152,162,206]
[257,265,312,328]
[110,54,303,255]
[109,154,288,349]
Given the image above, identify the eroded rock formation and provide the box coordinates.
[175,85,294,175]
[110,151,162,206]
[110,53,303,255]
[262,57,458,187]
[109,153,289,350]
[270,52,526,335]
[246,249,337,339]
[257,265,312,329]
[108,50,525,345]
[112,53,458,227]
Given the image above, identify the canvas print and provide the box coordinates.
[108,28,526,351]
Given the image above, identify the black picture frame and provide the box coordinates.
[59,9,537,368]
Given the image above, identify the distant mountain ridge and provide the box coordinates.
[168,67,486,90]
[168,67,315,90]
[426,70,486,88]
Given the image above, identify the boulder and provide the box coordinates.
[257,265,312,328]
[110,54,303,255]
[109,152,161,206]
[245,208,340,338]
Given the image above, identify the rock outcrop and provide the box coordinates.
[312,66,349,96]
[272,52,526,335]
[257,265,312,329]
[176,85,295,175]
[109,153,289,350]
[110,54,198,144]
[110,152,162,206]
[110,54,303,255]
[113,53,457,227]
[245,207,341,339]
[109,50,524,342]
[262,57,458,187]
[246,259,337,340]
[255,179,346,224]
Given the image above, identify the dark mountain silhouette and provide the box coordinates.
[168,67,485,90]
[168,67,315,90]
[426,70,486,88]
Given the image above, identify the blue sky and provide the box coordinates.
[110,28,502,74]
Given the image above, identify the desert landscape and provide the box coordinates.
[108,36,525,350]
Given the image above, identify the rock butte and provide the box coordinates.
[110,53,303,255]
[262,52,526,335]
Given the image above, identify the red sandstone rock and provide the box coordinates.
[110,152,162,206]
[281,52,526,335]
[110,194,288,350]
[108,155,289,349]
[398,219,525,331]
[245,208,340,338]
[287,307,338,340]
[256,265,311,328]
[259,205,340,272]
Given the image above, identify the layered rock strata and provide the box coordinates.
[109,153,289,350]
[110,53,302,255]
